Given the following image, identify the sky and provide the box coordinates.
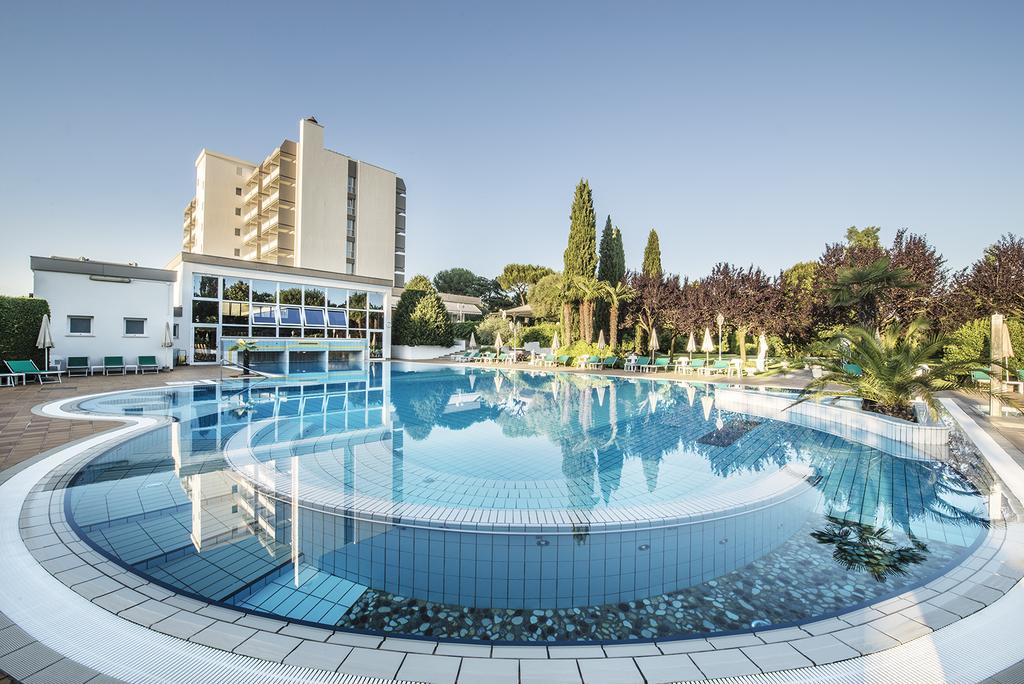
[1,1,1021,295]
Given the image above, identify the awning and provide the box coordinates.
[444,301,483,316]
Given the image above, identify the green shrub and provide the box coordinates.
[0,296,50,367]
[393,276,454,346]
[944,317,1023,368]
[451,320,480,341]
[556,340,606,359]
[473,315,509,346]
[521,322,560,346]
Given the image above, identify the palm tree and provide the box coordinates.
[572,276,606,343]
[228,339,259,374]
[795,319,981,420]
[828,256,917,330]
[810,515,929,582]
[602,281,636,349]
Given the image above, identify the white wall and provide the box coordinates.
[33,271,175,369]
[355,161,398,283]
[294,119,349,273]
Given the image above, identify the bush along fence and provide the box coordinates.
[0,295,50,368]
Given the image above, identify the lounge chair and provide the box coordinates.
[103,356,126,375]
[540,354,556,367]
[703,360,730,375]
[684,359,706,374]
[456,350,479,363]
[556,355,571,366]
[843,363,864,377]
[601,356,618,369]
[138,355,160,374]
[583,355,603,369]
[643,357,670,373]
[66,356,90,377]
[4,359,63,384]
[624,356,650,372]
[971,370,992,387]
[671,356,691,372]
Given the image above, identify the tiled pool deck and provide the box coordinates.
[0,367,1023,683]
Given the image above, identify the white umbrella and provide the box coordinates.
[686,332,697,354]
[162,322,174,348]
[992,316,1015,382]
[596,384,606,406]
[468,373,477,390]
[649,327,660,353]
[494,372,504,393]
[647,390,659,414]
[36,314,54,370]
[469,332,478,349]
[701,393,714,421]
[494,332,504,352]
[756,333,769,373]
[551,331,560,351]
[597,329,606,350]
[686,383,696,407]
[701,327,714,362]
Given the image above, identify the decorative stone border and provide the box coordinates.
[0,383,1021,683]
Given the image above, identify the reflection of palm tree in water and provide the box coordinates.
[811,515,929,582]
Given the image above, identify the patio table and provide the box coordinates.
[0,373,25,387]
[125,365,139,374]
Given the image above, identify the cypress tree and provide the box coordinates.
[394,275,454,346]
[596,216,626,335]
[642,229,663,278]
[562,179,597,343]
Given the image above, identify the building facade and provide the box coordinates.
[182,118,407,286]
[170,252,394,368]
[30,256,177,370]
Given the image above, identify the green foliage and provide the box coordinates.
[845,226,882,250]
[393,276,454,346]
[521,322,560,346]
[451,320,480,341]
[473,315,509,346]
[828,256,917,330]
[0,296,51,367]
[596,217,627,334]
[555,340,606,360]
[563,179,597,283]
[527,273,564,320]
[642,229,662,278]
[943,317,1023,368]
[797,320,982,420]
[497,264,555,306]
[432,268,491,297]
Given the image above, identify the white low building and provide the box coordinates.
[30,256,177,370]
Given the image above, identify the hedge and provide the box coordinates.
[943,317,1023,368]
[0,296,51,367]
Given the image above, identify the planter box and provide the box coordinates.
[714,387,949,461]
[391,343,465,361]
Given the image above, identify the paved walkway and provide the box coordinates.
[0,363,1022,683]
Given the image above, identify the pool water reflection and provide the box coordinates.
[62,362,990,642]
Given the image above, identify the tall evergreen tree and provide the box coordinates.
[561,179,597,343]
[595,216,627,336]
[642,229,663,277]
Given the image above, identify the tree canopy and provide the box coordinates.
[497,263,555,306]
[432,268,491,298]
[642,229,663,278]
[393,275,454,347]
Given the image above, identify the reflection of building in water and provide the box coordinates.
[175,366,392,563]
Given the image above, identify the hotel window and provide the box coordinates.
[251,279,277,303]
[193,274,219,299]
[279,286,302,306]
[68,316,93,335]
[234,228,241,236]
[345,241,355,259]
[346,218,355,237]
[192,301,218,324]
[222,278,250,302]
[367,292,384,311]
[303,286,325,307]
[326,309,348,328]
[279,306,302,326]
[234,249,240,256]
[221,302,249,325]
[234,208,241,216]
[326,288,348,308]
[347,198,355,215]
[348,176,356,193]
[124,318,146,336]
[251,305,277,326]
[302,308,326,326]
[345,262,354,275]
[236,166,243,176]
[235,187,242,196]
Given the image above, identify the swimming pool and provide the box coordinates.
[60,362,990,643]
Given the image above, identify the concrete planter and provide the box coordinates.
[714,387,950,461]
[391,343,464,360]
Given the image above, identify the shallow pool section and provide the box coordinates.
[61,363,989,642]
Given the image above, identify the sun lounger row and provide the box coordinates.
[3,356,163,384]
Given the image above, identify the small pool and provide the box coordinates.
[61,362,990,643]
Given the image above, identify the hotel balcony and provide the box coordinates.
[242,226,260,245]
[243,206,260,223]
[243,184,262,204]
[261,214,279,234]
[242,246,258,261]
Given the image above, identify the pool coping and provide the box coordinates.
[0,381,1021,682]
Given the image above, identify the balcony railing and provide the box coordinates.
[261,214,279,233]
[243,185,261,204]
[242,227,260,244]
[243,206,259,223]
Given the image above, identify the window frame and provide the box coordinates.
[67,315,93,336]
[123,317,147,337]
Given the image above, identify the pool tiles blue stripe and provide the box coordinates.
[228,563,366,624]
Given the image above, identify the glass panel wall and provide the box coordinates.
[190,272,386,360]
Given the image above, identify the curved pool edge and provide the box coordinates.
[0,383,1020,683]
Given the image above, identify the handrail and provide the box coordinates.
[217,359,276,403]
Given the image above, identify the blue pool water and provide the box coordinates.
[60,362,990,642]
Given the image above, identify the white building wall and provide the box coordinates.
[33,271,175,369]
[194,151,256,259]
[354,161,398,282]
[294,119,349,273]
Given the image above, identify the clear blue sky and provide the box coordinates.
[1,2,1021,295]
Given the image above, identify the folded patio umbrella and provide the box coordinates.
[597,329,606,350]
[701,327,714,362]
[551,331,560,351]
[687,332,697,354]
[36,314,54,370]
[469,332,477,349]
[649,327,660,353]
[756,333,769,372]
[162,322,174,348]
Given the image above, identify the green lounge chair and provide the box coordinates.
[103,356,126,375]
[67,356,90,377]
[624,356,650,372]
[4,359,63,384]
[584,355,602,369]
[843,363,864,377]
[644,357,670,373]
[601,356,618,369]
[704,360,730,375]
[556,355,571,366]
[971,370,992,386]
[138,356,160,373]
[685,359,706,374]
[542,354,556,367]
[477,351,496,363]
